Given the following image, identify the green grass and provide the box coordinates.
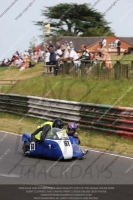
[111,54,133,64]
[1,74,133,107]
[0,61,133,107]
[0,62,42,80]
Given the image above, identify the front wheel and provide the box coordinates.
[22,141,29,156]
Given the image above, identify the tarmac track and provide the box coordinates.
[0,130,133,185]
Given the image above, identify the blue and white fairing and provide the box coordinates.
[22,128,85,160]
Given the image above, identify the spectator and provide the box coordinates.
[123,49,128,55]
[89,50,95,59]
[0,46,39,70]
[44,45,50,62]
[67,46,81,71]
[64,41,68,47]
[15,57,23,67]
[101,37,107,48]
[24,50,29,56]
[94,48,102,64]
[49,44,57,65]
[16,51,19,56]
[2,59,6,66]
[98,48,112,69]
[37,49,43,62]
[99,42,102,49]
[49,41,53,45]
[96,48,102,58]
[44,45,50,73]
[28,48,33,55]
[59,45,69,61]
[34,50,40,63]
[79,45,90,60]
[49,44,58,75]
[115,38,121,55]
[36,45,41,52]
[44,44,57,74]
[20,55,31,71]
[69,41,74,50]
[5,58,11,66]
[56,46,62,61]
[54,41,61,51]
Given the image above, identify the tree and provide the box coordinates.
[81,27,113,37]
[29,37,37,51]
[35,3,113,37]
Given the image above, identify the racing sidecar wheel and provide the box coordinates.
[22,141,29,156]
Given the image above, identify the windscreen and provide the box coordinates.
[46,128,69,140]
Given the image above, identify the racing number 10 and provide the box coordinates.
[64,141,70,146]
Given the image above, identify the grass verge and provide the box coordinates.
[1,74,133,107]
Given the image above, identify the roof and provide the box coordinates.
[58,36,103,50]
[119,37,133,46]
[40,36,133,51]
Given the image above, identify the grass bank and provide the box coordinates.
[0,56,133,107]
[1,73,133,107]
[111,54,133,64]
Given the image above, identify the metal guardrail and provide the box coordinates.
[43,60,133,79]
[1,94,133,139]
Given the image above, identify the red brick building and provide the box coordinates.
[87,35,133,54]
[42,35,133,55]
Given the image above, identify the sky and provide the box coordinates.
[0,0,133,59]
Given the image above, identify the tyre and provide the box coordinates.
[22,141,29,156]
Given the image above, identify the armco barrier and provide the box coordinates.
[0,94,133,138]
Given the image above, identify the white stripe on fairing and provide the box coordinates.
[54,140,73,159]
[0,174,20,178]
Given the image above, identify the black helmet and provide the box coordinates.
[53,119,64,129]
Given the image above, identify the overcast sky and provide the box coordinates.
[0,0,133,59]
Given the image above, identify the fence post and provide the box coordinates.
[101,61,106,78]
[68,62,75,77]
[62,61,68,74]
[126,64,129,79]
[81,61,86,77]
[58,64,63,75]
[121,64,129,79]
[131,61,133,78]
[81,60,94,77]
[114,61,121,79]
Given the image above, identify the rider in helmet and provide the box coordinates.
[53,119,64,129]
[30,118,64,143]
[67,122,88,155]
[66,122,80,144]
